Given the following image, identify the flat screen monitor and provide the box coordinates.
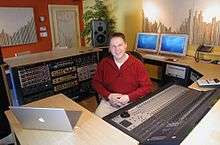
[159,34,188,56]
[135,33,159,53]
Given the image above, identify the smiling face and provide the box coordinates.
[109,36,127,61]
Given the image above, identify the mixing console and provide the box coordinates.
[110,85,191,131]
[104,84,218,145]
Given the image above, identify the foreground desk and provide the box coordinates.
[5,94,139,145]
[181,98,220,145]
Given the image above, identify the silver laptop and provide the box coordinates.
[10,106,81,132]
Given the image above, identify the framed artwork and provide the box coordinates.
[0,7,37,47]
[48,5,81,50]
[143,0,220,45]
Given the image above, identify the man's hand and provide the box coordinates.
[108,93,129,107]
[108,93,121,107]
[118,95,129,105]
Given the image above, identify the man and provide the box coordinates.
[92,32,152,117]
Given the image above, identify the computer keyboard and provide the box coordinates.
[142,54,166,60]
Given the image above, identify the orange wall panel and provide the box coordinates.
[0,0,83,58]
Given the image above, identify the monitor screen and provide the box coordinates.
[135,33,159,53]
[159,34,188,56]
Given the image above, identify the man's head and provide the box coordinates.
[109,32,127,61]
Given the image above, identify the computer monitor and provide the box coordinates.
[135,33,160,53]
[159,34,188,56]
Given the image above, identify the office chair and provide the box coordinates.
[126,50,144,62]
[94,51,144,105]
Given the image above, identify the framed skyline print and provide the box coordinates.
[0,7,37,47]
[143,0,220,45]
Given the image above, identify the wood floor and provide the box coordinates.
[78,96,98,112]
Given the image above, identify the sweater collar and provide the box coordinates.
[106,54,134,71]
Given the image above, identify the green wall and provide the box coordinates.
[112,0,143,50]
[83,0,143,50]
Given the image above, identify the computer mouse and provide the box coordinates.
[120,111,130,118]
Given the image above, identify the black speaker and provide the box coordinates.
[91,20,108,47]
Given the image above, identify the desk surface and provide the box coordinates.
[172,56,220,90]
[141,52,220,91]
[180,97,220,145]
[5,94,139,145]
[4,48,101,67]
[171,55,220,78]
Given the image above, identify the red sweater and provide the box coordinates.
[92,55,152,101]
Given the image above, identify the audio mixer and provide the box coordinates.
[104,84,219,145]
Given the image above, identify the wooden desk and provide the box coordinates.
[5,94,139,145]
[141,52,220,91]
[141,53,220,144]
[4,48,101,67]
[168,56,220,90]
[180,98,220,145]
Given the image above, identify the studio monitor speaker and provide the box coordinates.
[91,20,108,47]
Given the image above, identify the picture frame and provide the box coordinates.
[48,5,81,49]
[0,7,37,47]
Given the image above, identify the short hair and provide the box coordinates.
[109,32,126,42]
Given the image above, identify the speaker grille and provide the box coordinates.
[92,20,108,47]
